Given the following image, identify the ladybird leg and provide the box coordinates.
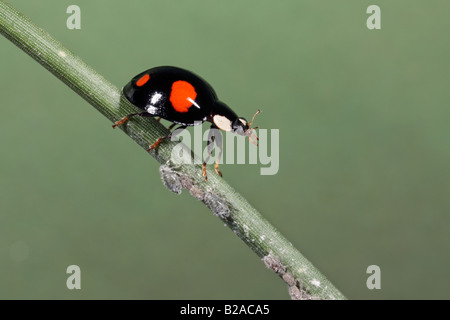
[202,135,215,180]
[203,125,222,180]
[167,123,177,131]
[203,133,215,166]
[112,112,150,128]
[148,124,187,151]
[167,124,187,139]
[213,129,223,178]
[214,162,222,177]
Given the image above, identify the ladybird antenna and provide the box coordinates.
[246,109,261,144]
[249,109,261,127]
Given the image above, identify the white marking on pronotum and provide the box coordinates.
[310,279,321,287]
[187,97,200,109]
[213,115,232,131]
[58,50,67,58]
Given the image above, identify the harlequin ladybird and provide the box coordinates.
[113,66,260,180]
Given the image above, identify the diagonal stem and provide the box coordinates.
[0,0,346,299]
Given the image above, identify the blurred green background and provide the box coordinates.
[1,0,449,299]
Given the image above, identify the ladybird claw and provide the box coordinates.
[214,162,222,177]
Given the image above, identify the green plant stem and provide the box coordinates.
[0,0,346,299]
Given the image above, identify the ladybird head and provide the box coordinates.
[212,102,261,145]
[230,110,261,146]
[239,109,261,146]
[232,117,249,135]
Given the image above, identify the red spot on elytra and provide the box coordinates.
[170,80,197,113]
[136,74,150,87]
